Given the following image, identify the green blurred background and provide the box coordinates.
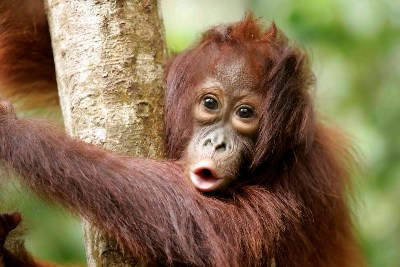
[1,0,399,266]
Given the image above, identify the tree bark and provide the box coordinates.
[44,0,166,266]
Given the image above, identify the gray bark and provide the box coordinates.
[44,0,166,265]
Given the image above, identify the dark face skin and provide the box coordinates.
[185,58,262,192]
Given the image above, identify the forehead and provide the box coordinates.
[213,54,258,92]
[199,61,259,100]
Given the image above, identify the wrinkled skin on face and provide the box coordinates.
[185,58,262,193]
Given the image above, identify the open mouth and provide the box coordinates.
[189,159,222,192]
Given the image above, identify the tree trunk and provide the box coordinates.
[44,0,166,265]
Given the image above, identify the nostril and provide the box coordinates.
[215,142,226,152]
[202,135,227,152]
[203,139,212,147]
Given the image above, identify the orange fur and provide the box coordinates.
[0,0,57,108]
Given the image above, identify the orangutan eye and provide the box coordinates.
[236,106,255,119]
[202,96,219,110]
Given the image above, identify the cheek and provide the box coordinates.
[185,134,201,162]
[231,117,260,136]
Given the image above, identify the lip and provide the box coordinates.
[189,159,223,192]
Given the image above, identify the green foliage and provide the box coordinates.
[1,182,86,264]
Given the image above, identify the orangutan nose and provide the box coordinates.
[203,131,227,153]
